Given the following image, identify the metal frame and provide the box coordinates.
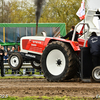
[72,23,90,47]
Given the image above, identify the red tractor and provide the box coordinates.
[8,9,100,82]
[8,23,90,81]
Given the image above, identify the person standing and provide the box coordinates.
[10,46,15,74]
[96,9,100,31]
[88,32,100,68]
[4,52,8,74]
[0,45,4,77]
[96,9,100,19]
[61,26,79,41]
[10,47,15,53]
[7,47,10,56]
[4,52,8,63]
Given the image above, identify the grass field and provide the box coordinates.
[0,75,44,79]
[0,96,96,100]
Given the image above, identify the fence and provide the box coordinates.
[4,63,32,69]
[3,63,43,76]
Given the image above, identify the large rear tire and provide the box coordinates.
[92,66,100,82]
[8,53,23,70]
[41,41,80,82]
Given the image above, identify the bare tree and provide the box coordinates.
[0,0,11,23]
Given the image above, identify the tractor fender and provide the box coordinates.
[43,37,80,51]
[78,38,88,47]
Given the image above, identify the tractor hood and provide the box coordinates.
[20,36,46,55]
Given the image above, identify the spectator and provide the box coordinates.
[4,52,8,63]
[1,46,5,53]
[88,32,100,68]
[1,46,4,50]
[0,45,4,77]
[96,9,100,19]
[3,52,9,74]
[7,47,10,56]
[10,47,16,74]
[10,46,15,52]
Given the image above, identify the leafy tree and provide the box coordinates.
[9,0,35,23]
[40,0,86,32]
[8,0,87,32]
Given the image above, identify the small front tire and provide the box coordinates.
[8,53,23,70]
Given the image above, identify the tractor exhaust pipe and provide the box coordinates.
[34,0,46,36]
[35,10,39,36]
[35,23,38,36]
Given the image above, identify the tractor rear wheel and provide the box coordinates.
[8,53,23,70]
[41,41,80,82]
[92,66,100,82]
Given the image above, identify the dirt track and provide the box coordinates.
[0,78,100,98]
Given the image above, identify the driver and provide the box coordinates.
[61,26,79,41]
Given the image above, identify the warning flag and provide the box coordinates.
[76,0,85,20]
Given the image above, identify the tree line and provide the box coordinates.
[0,0,86,32]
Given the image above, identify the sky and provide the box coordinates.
[4,0,100,10]
[86,0,100,29]
[87,0,100,10]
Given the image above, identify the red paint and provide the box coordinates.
[78,38,88,47]
[22,39,45,53]
[22,37,87,54]
[43,37,81,51]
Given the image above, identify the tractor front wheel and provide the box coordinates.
[8,53,23,70]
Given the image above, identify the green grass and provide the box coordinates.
[0,96,96,100]
[0,68,44,79]
[0,75,45,79]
